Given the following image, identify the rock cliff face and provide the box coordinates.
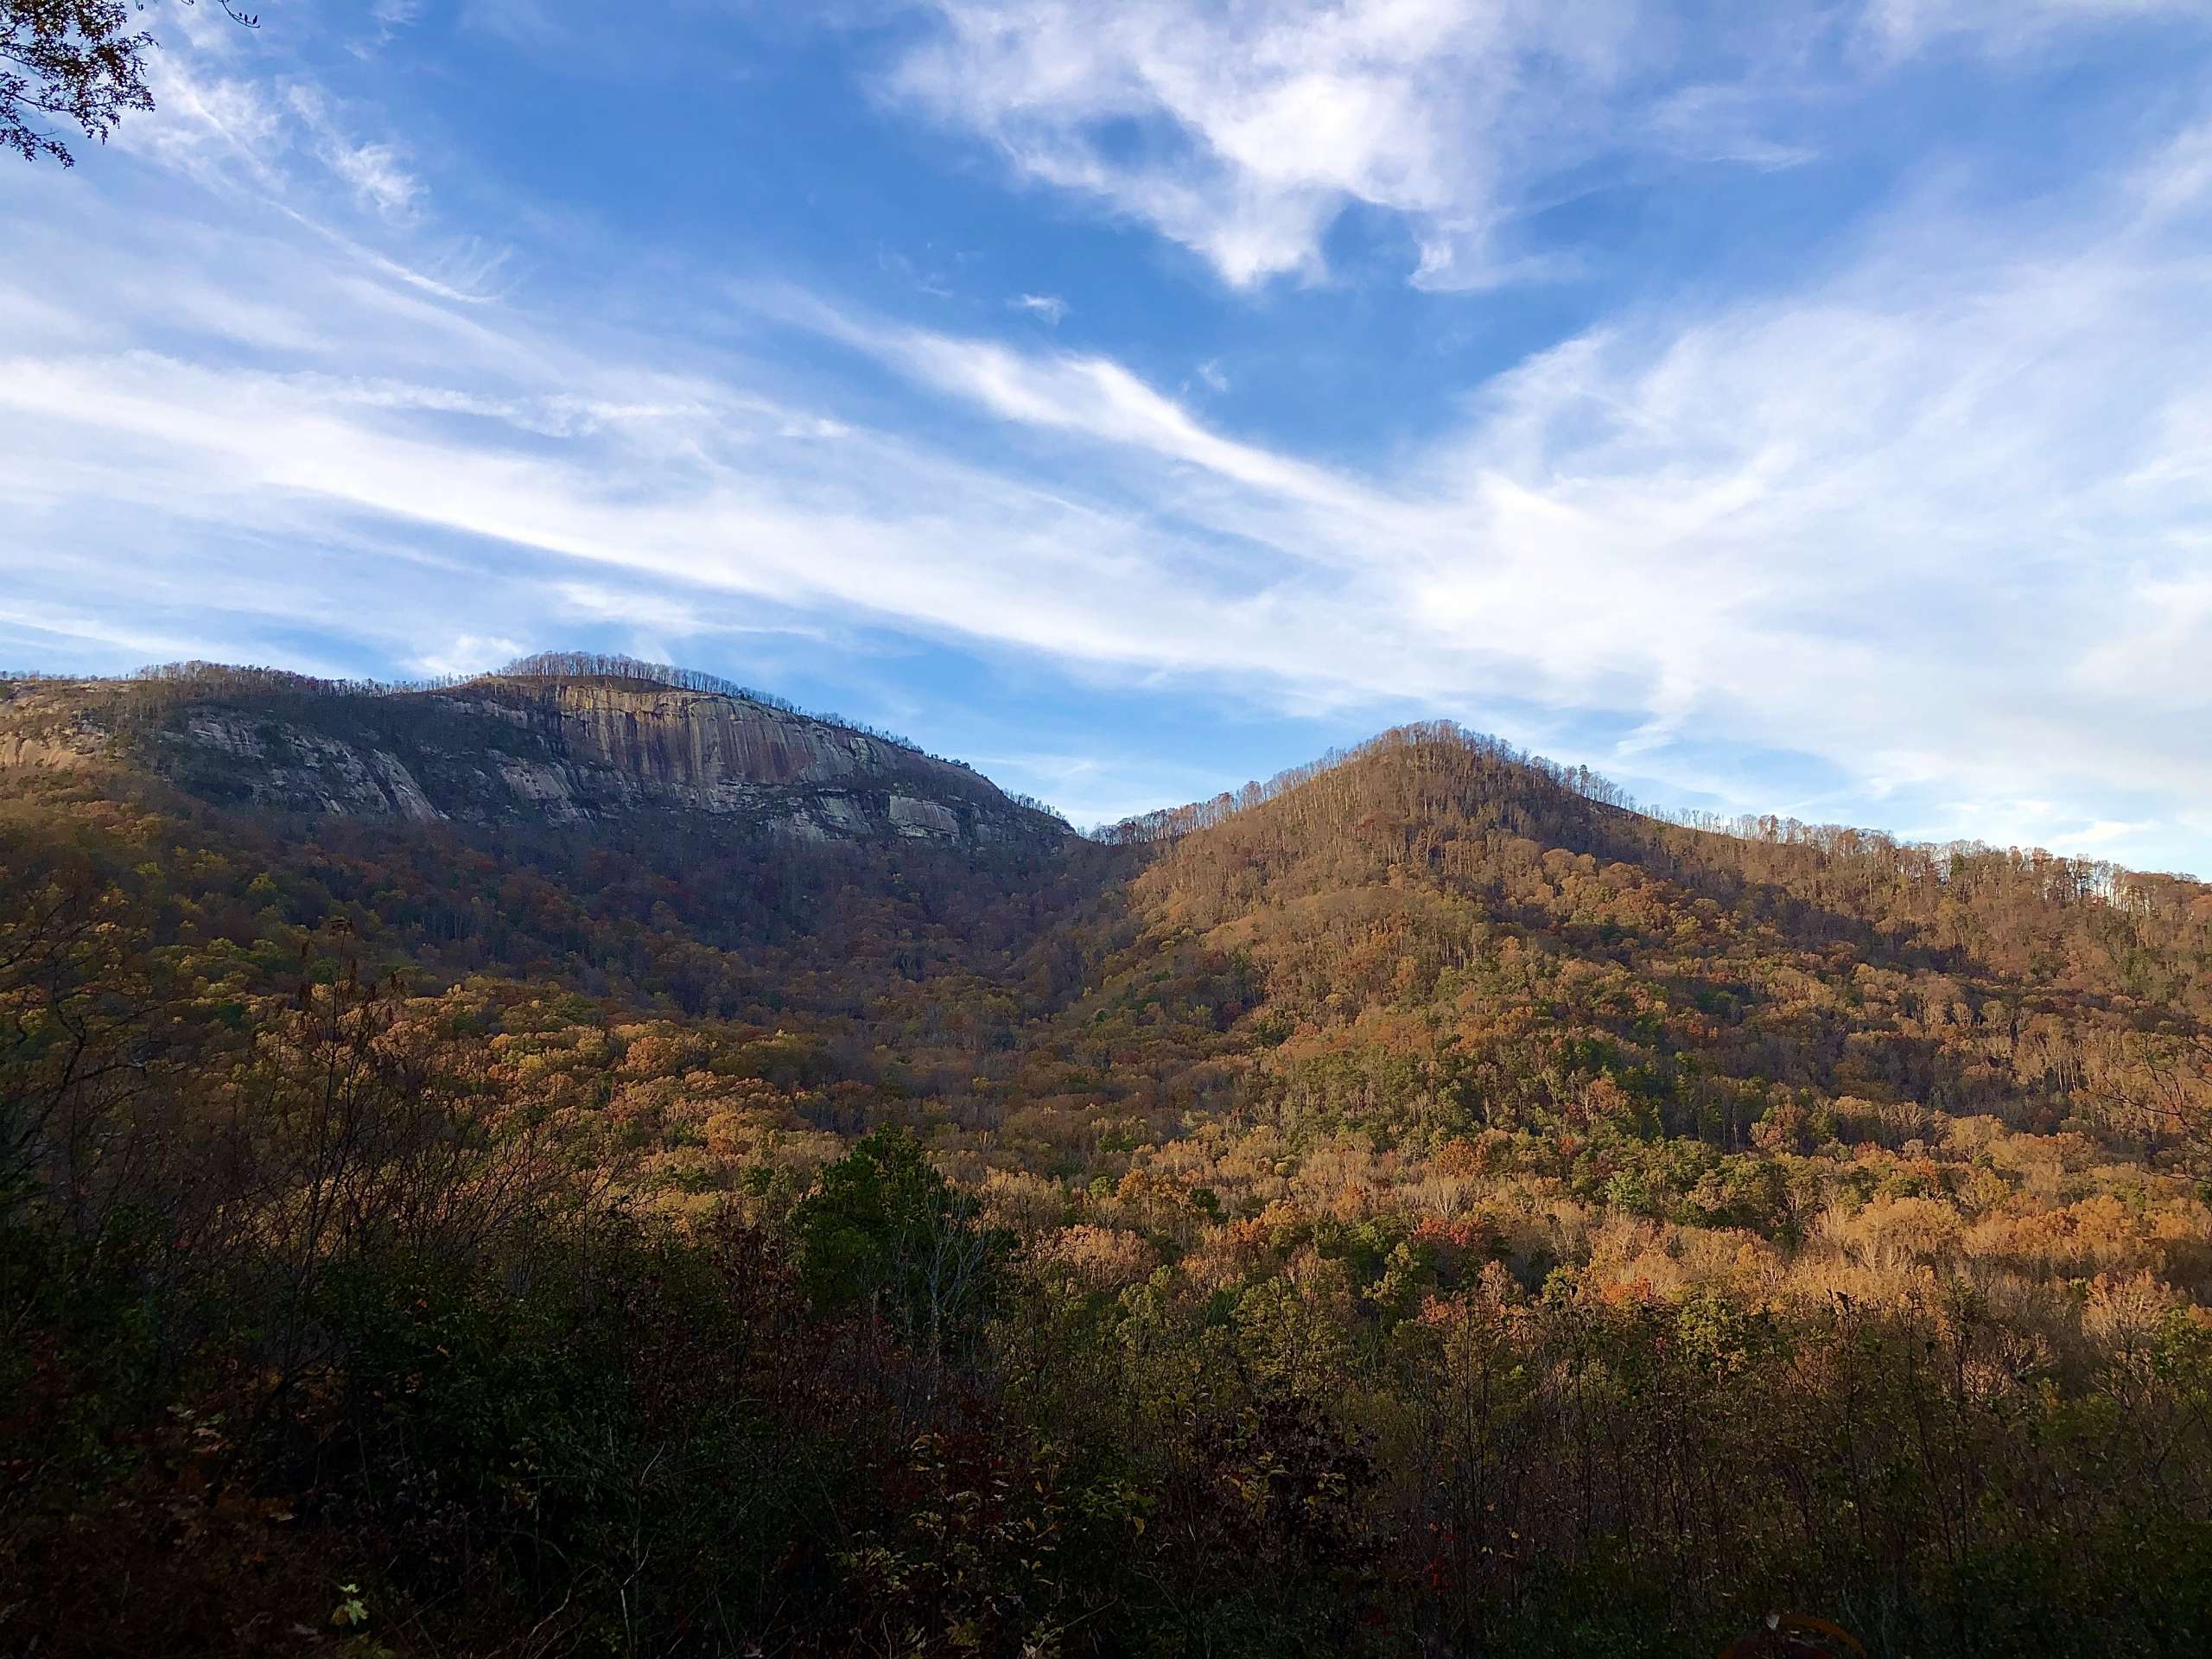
[0,671,1065,849]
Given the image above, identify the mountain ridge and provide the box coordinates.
[0,654,1070,849]
[8,655,2202,894]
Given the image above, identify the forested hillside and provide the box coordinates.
[3,669,2209,1657]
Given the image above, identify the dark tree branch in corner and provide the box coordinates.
[2,0,257,168]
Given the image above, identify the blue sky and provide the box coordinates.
[3,2,2210,870]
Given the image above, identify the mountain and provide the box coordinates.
[4,663,2210,1659]
[1118,721,2210,1150]
[0,652,1066,848]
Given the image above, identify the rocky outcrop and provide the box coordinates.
[0,684,107,772]
[0,671,1065,849]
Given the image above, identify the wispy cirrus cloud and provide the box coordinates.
[13,96,2212,859]
[285,85,423,221]
[1009,291,1067,323]
[1859,0,2202,54]
[5,3,2212,868]
[409,632,528,678]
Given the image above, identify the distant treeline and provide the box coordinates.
[496,652,937,757]
[1092,721,1635,846]
[118,653,924,753]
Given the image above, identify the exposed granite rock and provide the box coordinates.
[0,684,107,771]
[888,796,962,839]
[0,672,1064,849]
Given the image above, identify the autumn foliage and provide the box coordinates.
[3,687,2209,1655]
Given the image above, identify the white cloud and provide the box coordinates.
[888,0,1649,289]
[1010,291,1068,323]
[886,2,2209,292]
[286,85,423,221]
[1861,0,2196,54]
[120,59,291,185]
[1643,86,1818,170]
[868,327,1373,516]
[411,633,529,678]
[2048,818,2155,852]
[117,48,518,317]
[0,601,261,668]
[552,582,833,642]
[324,138,423,219]
[2071,574,2212,715]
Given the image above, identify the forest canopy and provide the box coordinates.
[2,677,2209,1656]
